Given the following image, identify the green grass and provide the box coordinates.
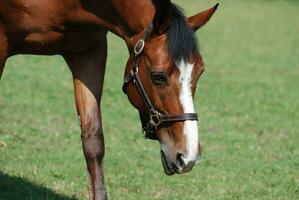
[1,0,299,199]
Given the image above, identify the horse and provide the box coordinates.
[0,0,218,199]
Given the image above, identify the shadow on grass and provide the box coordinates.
[0,172,77,200]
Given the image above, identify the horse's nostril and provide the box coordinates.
[176,153,185,167]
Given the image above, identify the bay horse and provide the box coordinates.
[0,0,218,199]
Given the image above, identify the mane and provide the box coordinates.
[167,4,198,63]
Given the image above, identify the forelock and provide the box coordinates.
[167,4,198,63]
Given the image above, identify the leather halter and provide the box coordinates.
[122,24,198,140]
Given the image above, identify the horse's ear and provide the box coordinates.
[152,0,172,35]
[187,3,219,32]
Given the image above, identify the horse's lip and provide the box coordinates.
[161,151,175,176]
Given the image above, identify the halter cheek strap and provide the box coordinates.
[122,23,198,140]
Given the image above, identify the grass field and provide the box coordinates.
[1,0,299,199]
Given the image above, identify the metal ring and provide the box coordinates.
[131,66,138,75]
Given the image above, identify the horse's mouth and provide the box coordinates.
[161,151,175,176]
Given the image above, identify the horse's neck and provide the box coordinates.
[109,0,155,36]
[73,0,155,42]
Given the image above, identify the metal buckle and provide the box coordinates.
[134,39,145,55]
[150,111,162,128]
[141,111,161,140]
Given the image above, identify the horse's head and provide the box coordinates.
[123,2,218,175]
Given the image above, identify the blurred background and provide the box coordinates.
[0,0,298,199]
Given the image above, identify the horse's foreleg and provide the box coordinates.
[0,24,8,79]
[64,39,107,200]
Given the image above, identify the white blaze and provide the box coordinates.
[177,59,199,162]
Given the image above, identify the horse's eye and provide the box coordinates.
[151,72,168,85]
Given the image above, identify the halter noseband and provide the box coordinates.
[122,24,198,140]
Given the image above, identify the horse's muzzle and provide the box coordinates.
[161,150,201,175]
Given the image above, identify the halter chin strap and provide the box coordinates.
[122,23,198,140]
